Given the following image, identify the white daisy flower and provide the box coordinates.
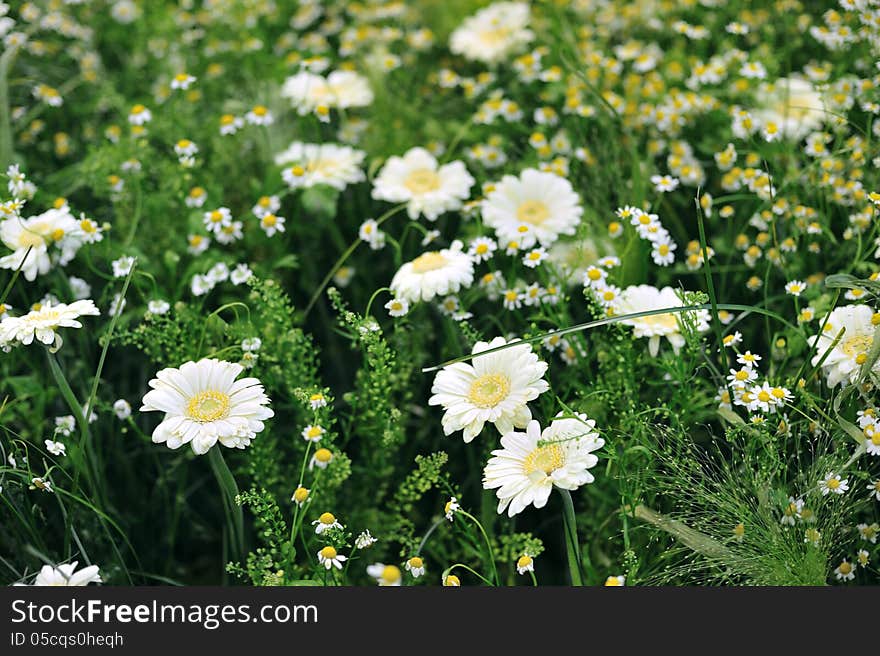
[276,141,366,190]
[301,424,325,443]
[482,168,582,248]
[0,208,82,281]
[483,413,604,517]
[516,554,535,575]
[429,336,549,442]
[0,299,100,351]
[385,297,410,318]
[371,147,474,221]
[312,512,342,535]
[615,285,710,357]
[444,497,460,521]
[834,560,855,581]
[390,240,474,303]
[281,70,373,114]
[449,1,534,65]
[810,305,880,387]
[366,563,402,586]
[819,472,849,496]
[139,358,274,455]
[405,556,426,578]
[317,546,347,570]
[17,562,101,586]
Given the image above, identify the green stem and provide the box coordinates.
[208,447,245,561]
[559,489,584,586]
[458,510,498,586]
[0,45,16,169]
[303,203,406,318]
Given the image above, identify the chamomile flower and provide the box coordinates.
[604,576,626,586]
[516,554,535,575]
[312,512,342,535]
[444,497,460,521]
[785,280,808,296]
[483,414,603,517]
[292,486,310,506]
[317,546,346,570]
[301,425,325,443]
[522,247,547,268]
[310,448,333,470]
[834,560,855,581]
[244,105,273,126]
[405,557,426,578]
[469,236,497,262]
[0,208,82,280]
[429,336,549,442]
[819,472,849,496]
[482,169,582,248]
[355,530,377,549]
[390,240,474,303]
[442,574,461,586]
[140,359,273,455]
[385,297,410,318]
[259,213,286,237]
[371,147,474,221]
[366,563,402,586]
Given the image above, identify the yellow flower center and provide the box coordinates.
[252,105,268,116]
[293,487,309,503]
[468,373,510,408]
[382,565,401,584]
[757,390,771,403]
[838,562,852,575]
[17,229,47,248]
[185,390,231,422]
[411,251,447,273]
[826,478,840,490]
[319,512,336,524]
[263,214,277,226]
[523,443,565,478]
[408,557,423,568]
[403,168,441,194]
[841,334,873,358]
[516,199,550,226]
[319,546,337,559]
[314,448,332,463]
[517,555,533,569]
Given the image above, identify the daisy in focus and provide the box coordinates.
[429,336,549,442]
[483,413,604,517]
[810,305,880,387]
[140,358,274,455]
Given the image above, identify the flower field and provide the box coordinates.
[2,0,880,587]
